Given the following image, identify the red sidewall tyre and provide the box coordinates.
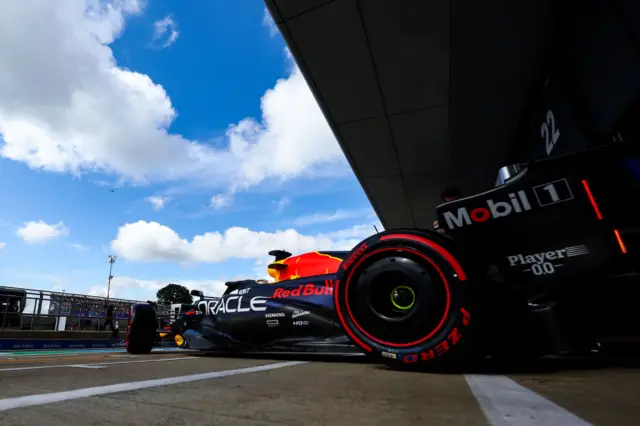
[334,229,475,368]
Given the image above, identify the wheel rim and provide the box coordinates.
[347,250,449,345]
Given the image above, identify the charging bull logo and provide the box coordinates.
[268,252,344,282]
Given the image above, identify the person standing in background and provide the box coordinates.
[433,186,464,234]
[104,304,116,337]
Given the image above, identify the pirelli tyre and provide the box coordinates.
[333,229,476,370]
[125,303,157,355]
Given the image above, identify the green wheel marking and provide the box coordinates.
[390,285,416,310]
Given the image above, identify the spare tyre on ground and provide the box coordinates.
[125,303,158,355]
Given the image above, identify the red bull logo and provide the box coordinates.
[272,280,334,299]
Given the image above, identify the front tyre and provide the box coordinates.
[125,303,157,355]
[334,229,476,370]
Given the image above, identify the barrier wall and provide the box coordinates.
[0,286,176,351]
[0,339,123,350]
[0,330,124,350]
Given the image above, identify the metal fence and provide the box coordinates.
[0,286,144,332]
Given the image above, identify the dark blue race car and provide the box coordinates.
[126,140,640,370]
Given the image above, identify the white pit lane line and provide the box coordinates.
[0,356,198,372]
[465,375,594,426]
[0,361,307,411]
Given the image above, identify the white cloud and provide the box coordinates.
[0,2,346,196]
[110,220,380,264]
[17,220,69,244]
[293,208,373,227]
[87,275,228,299]
[262,7,279,37]
[152,14,179,48]
[0,242,5,250]
[68,242,89,251]
[146,195,170,210]
[210,193,232,209]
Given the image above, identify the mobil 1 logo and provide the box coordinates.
[532,179,573,207]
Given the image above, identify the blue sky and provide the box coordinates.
[0,1,380,301]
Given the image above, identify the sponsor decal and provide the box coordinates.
[442,179,574,230]
[532,179,574,206]
[443,191,532,229]
[343,243,368,271]
[200,296,268,315]
[293,320,309,326]
[397,308,471,364]
[507,244,589,276]
[272,280,334,299]
[265,312,285,318]
[266,319,279,328]
[292,310,310,319]
[238,288,250,295]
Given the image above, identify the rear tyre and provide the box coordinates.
[334,229,477,371]
[125,303,157,355]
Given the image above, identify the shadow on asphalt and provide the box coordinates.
[193,350,373,365]
[188,350,640,375]
[380,355,640,376]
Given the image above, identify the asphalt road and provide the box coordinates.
[0,349,638,426]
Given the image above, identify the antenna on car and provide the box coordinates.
[373,224,379,233]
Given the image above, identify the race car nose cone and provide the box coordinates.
[391,285,415,310]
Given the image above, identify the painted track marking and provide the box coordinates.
[466,375,594,426]
[0,347,184,358]
[68,365,106,369]
[0,361,307,411]
[0,356,197,372]
[0,354,133,365]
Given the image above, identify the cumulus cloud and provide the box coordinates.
[0,242,5,249]
[0,1,345,196]
[210,193,232,209]
[17,220,69,244]
[146,195,170,210]
[110,220,380,264]
[87,275,229,299]
[152,14,179,48]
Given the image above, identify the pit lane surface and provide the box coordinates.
[0,349,638,425]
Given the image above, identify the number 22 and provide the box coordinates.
[540,110,560,156]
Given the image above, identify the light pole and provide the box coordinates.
[106,255,116,305]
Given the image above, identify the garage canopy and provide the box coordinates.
[266,0,558,229]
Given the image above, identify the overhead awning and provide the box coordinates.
[266,0,558,229]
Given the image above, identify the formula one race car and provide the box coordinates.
[126,140,640,369]
[125,251,357,356]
